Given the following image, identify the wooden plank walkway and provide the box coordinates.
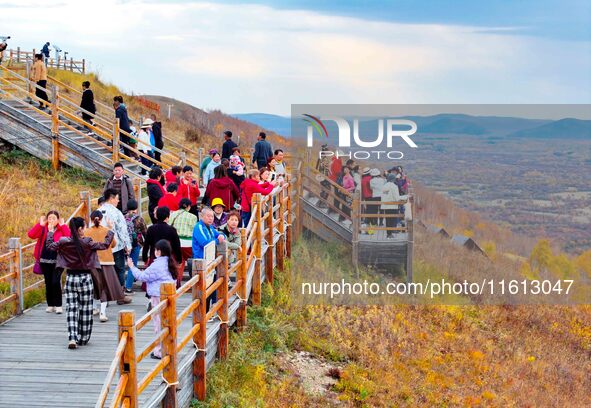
[0,292,218,408]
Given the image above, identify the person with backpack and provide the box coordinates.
[127,239,177,359]
[41,42,50,65]
[169,198,198,286]
[124,199,147,295]
[146,167,166,224]
[85,211,132,322]
[45,217,114,349]
[113,96,132,157]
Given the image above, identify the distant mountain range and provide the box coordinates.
[232,112,591,140]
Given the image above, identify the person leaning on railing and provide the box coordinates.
[45,217,114,350]
[239,168,279,228]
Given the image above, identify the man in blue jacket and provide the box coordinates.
[192,207,225,313]
[252,132,273,169]
[113,96,132,156]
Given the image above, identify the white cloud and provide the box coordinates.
[1,0,589,115]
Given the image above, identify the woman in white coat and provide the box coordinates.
[380,173,408,237]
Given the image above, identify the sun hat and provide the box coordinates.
[362,167,371,175]
[370,168,380,177]
[141,118,154,128]
[211,198,226,208]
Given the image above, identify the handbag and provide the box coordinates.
[33,261,43,275]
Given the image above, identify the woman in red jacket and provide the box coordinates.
[28,210,71,314]
[239,168,278,227]
[203,165,240,209]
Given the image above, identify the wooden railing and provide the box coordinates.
[5,47,86,73]
[0,65,189,175]
[96,178,297,407]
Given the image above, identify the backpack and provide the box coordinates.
[125,214,143,247]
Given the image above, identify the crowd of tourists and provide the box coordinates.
[30,131,286,351]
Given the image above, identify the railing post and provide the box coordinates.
[80,191,91,224]
[180,151,186,167]
[216,241,229,359]
[161,282,178,408]
[16,47,20,63]
[192,260,207,401]
[265,194,274,284]
[285,176,292,258]
[276,186,285,272]
[82,59,86,74]
[112,118,120,163]
[296,166,304,237]
[237,228,247,330]
[119,310,138,408]
[252,193,263,305]
[69,57,73,72]
[133,178,142,217]
[25,60,32,102]
[406,218,414,284]
[8,238,23,315]
[352,191,360,269]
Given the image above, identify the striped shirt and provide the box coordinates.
[169,209,198,246]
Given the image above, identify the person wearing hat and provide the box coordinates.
[137,119,155,175]
[221,130,238,160]
[369,168,385,227]
[211,198,228,230]
[381,173,408,238]
[200,148,217,180]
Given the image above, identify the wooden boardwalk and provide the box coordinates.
[0,292,219,408]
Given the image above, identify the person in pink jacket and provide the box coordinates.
[28,210,71,314]
[127,239,177,359]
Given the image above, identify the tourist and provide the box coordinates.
[274,149,286,177]
[99,189,132,286]
[252,132,273,169]
[340,166,355,218]
[45,217,114,349]
[146,167,166,224]
[80,81,96,135]
[369,168,385,227]
[32,54,48,110]
[158,182,181,212]
[150,114,164,163]
[221,130,237,159]
[211,198,228,230]
[203,165,240,209]
[85,210,131,323]
[203,152,221,186]
[113,96,132,156]
[329,154,343,213]
[137,120,155,175]
[221,210,241,264]
[165,165,182,186]
[142,206,182,269]
[124,199,147,295]
[380,173,408,237]
[127,239,177,359]
[231,147,245,164]
[169,198,198,286]
[103,162,135,214]
[239,168,277,228]
[41,42,50,65]
[361,167,372,227]
[28,211,70,314]
[228,154,245,191]
[200,149,217,181]
[192,207,225,312]
[177,165,200,216]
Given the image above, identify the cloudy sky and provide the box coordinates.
[1,0,590,115]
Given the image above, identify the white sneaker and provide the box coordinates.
[92,308,99,316]
[55,307,63,314]
[46,306,55,313]
[100,313,108,322]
